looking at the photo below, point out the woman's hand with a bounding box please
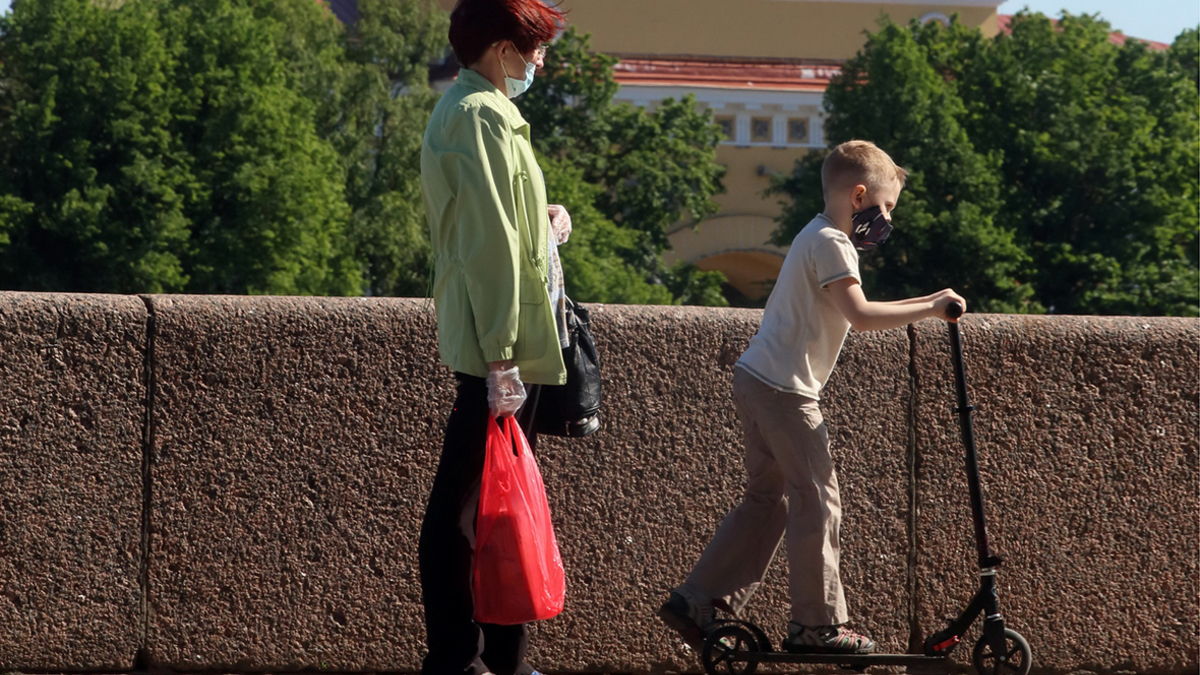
[486,361,526,418]
[548,204,571,244]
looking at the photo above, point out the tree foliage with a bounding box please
[0,5,731,304]
[326,0,448,297]
[236,0,444,296]
[0,0,446,296]
[538,153,674,305]
[0,0,191,292]
[518,28,729,305]
[0,0,362,294]
[771,13,1198,316]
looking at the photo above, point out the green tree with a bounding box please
[1169,27,1198,87]
[0,0,190,292]
[771,13,1198,316]
[0,5,732,303]
[217,0,449,297]
[0,0,361,295]
[321,0,448,297]
[959,14,1198,315]
[164,0,359,295]
[518,28,729,305]
[539,153,674,305]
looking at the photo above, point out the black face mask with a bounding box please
[850,205,893,251]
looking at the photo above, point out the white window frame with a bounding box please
[615,85,828,149]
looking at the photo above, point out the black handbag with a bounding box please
[535,298,602,437]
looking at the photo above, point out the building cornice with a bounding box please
[762,0,1003,6]
[613,55,843,93]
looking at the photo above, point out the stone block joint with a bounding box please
[136,295,157,669]
[904,322,923,654]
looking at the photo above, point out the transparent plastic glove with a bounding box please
[548,204,572,244]
[486,366,527,418]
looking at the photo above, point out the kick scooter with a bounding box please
[700,303,1031,675]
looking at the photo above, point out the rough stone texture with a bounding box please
[144,299,916,672]
[0,292,145,669]
[528,307,913,671]
[146,296,449,670]
[912,314,1199,674]
[3,293,1196,674]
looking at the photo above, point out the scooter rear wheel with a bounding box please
[701,624,759,675]
[972,628,1031,675]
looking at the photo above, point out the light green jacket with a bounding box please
[420,69,566,385]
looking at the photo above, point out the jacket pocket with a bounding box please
[512,168,546,282]
[519,273,546,305]
[514,285,551,364]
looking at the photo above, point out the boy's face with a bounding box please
[852,178,903,222]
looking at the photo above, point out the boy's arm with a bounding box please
[877,295,942,307]
[827,278,965,332]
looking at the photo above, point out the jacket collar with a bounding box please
[455,68,528,129]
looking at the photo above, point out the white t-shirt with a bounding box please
[736,213,860,399]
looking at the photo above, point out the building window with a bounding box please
[716,116,735,142]
[751,117,772,143]
[788,118,809,144]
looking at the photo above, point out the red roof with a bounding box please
[996,14,1170,51]
[611,15,1170,93]
[612,56,842,92]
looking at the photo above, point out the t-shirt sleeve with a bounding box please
[814,236,861,288]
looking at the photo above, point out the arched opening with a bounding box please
[919,12,952,27]
[696,250,784,303]
[664,214,787,304]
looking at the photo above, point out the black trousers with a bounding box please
[419,373,542,675]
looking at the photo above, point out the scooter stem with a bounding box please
[945,305,1001,570]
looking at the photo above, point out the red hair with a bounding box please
[449,0,565,67]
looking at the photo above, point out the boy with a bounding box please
[658,140,965,655]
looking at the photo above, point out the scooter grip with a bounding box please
[946,301,964,319]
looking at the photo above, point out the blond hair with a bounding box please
[821,140,908,200]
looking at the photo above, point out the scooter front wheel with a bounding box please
[972,628,1031,675]
[701,624,759,675]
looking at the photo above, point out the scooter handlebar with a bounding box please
[946,301,964,319]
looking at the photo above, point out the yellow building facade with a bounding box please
[433,0,1006,300]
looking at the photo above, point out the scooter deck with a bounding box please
[719,650,949,667]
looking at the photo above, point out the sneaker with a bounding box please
[783,622,877,654]
[656,588,714,651]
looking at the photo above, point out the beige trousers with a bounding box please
[685,367,848,626]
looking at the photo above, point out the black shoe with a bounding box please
[656,591,714,651]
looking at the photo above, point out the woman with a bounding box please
[417,1,571,674]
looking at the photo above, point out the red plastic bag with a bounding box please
[473,415,565,625]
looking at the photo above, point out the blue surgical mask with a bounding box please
[500,49,536,99]
[850,205,893,251]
